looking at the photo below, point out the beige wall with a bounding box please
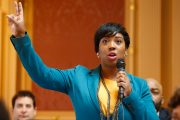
[172,0,180,91]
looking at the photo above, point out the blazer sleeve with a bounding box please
[123,76,159,120]
[10,33,72,94]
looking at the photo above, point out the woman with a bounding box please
[7,2,158,120]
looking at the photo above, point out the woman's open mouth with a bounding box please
[107,52,117,61]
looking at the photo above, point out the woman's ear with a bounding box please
[96,52,99,58]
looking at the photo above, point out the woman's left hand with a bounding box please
[116,71,132,97]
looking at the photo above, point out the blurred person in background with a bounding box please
[12,90,37,120]
[169,88,180,120]
[0,99,10,120]
[147,78,171,120]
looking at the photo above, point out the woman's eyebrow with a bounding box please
[115,36,123,39]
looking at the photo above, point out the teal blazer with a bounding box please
[10,33,159,120]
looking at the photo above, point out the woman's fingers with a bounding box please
[14,1,19,16]
[117,77,126,86]
[116,71,132,96]
[116,72,126,82]
[14,1,24,20]
[18,2,24,17]
[7,15,17,25]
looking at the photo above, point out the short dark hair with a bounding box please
[168,88,180,109]
[12,90,36,108]
[94,22,130,53]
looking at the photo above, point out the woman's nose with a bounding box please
[108,41,116,50]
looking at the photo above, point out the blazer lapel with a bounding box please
[87,66,101,112]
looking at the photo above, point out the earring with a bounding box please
[124,52,128,57]
[97,53,99,58]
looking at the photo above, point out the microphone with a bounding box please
[116,58,126,100]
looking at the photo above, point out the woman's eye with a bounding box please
[102,39,108,44]
[116,40,122,44]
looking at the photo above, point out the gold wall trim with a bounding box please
[0,0,17,108]
[125,0,136,74]
[36,111,75,120]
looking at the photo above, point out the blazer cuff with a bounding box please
[10,32,31,48]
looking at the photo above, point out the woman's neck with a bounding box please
[101,65,117,80]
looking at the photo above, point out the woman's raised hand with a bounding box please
[7,1,26,37]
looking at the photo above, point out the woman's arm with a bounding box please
[8,2,71,94]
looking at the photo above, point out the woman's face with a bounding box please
[97,33,127,68]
